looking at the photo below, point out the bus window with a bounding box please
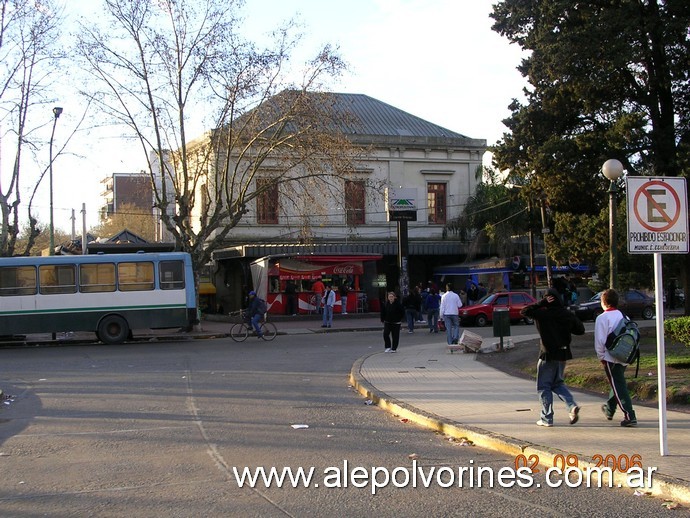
[0,266,37,296]
[39,265,77,295]
[80,263,116,293]
[160,261,185,290]
[118,262,154,291]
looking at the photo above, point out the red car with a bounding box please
[459,291,537,327]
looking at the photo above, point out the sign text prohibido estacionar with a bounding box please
[626,176,688,255]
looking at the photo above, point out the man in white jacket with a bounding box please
[594,289,638,427]
[439,283,462,345]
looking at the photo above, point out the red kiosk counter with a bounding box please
[250,254,382,315]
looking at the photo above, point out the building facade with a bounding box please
[202,93,488,312]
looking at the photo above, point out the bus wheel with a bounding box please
[98,315,130,345]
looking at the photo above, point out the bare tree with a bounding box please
[77,0,362,284]
[91,202,158,242]
[0,0,66,256]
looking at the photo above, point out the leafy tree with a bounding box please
[0,0,66,256]
[446,167,529,259]
[490,0,690,311]
[76,0,360,290]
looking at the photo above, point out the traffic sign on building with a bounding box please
[626,176,688,254]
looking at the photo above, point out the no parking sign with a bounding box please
[626,176,688,254]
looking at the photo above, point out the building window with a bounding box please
[427,183,447,224]
[257,178,279,224]
[345,180,365,225]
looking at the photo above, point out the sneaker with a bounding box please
[257,335,263,339]
[601,404,613,421]
[536,419,553,427]
[384,348,392,353]
[407,330,413,334]
[390,349,397,353]
[569,406,580,425]
[620,419,638,427]
[321,325,327,328]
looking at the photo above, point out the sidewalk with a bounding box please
[350,331,690,505]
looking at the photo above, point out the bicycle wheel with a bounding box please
[260,322,277,341]
[230,323,249,342]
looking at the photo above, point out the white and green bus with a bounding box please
[0,252,197,344]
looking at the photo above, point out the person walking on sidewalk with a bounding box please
[521,289,585,427]
[380,291,405,352]
[321,285,336,328]
[595,289,638,427]
[403,288,421,334]
[425,288,441,333]
[439,283,462,345]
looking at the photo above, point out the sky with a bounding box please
[38,0,527,232]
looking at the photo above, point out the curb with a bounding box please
[349,353,690,505]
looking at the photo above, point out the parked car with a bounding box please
[574,289,655,321]
[459,291,537,327]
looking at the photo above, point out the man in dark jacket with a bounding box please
[521,289,585,427]
[380,291,405,352]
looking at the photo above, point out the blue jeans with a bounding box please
[405,309,416,332]
[251,313,263,336]
[537,359,577,424]
[443,314,460,344]
[322,305,333,327]
[427,309,439,332]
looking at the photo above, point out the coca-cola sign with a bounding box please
[333,264,356,274]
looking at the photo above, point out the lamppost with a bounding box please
[602,159,624,290]
[49,106,63,256]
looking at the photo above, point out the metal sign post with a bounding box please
[626,176,688,456]
[387,188,417,297]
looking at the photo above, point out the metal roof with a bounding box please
[330,93,469,139]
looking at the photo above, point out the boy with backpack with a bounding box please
[595,289,638,427]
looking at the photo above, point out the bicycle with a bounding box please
[229,311,277,342]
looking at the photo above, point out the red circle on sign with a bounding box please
[632,180,681,232]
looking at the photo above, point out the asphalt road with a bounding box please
[0,329,676,517]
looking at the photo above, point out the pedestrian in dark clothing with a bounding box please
[521,288,585,427]
[339,282,350,314]
[402,288,421,334]
[425,289,441,333]
[285,281,297,315]
[380,291,405,352]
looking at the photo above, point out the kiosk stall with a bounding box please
[250,254,381,314]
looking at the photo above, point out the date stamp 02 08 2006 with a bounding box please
[514,453,646,474]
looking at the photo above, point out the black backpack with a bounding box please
[605,315,641,377]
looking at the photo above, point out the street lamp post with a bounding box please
[49,106,63,256]
[602,159,624,290]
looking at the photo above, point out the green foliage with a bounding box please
[665,317,690,347]
[490,0,690,293]
[445,167,528,256]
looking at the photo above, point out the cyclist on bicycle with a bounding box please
[246,291,266,338]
